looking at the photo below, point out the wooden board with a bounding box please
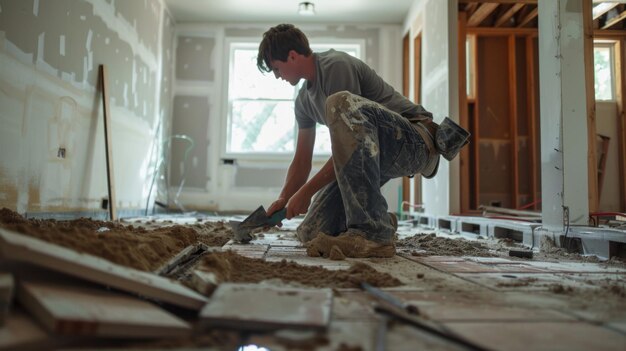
[100,64,117,221]
[0,228,207,310]
[16,279,190,338]
[200,283,332,331]
[0,308,52,351]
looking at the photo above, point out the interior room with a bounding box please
[0,0,625,350]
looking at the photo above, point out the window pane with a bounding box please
[231,49,295,100]
[229,100,295,153]
[314,125,332,155]
[594,46,613,100]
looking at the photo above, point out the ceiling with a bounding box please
[163,0,416,24]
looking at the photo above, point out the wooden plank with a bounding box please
[99,64,117,221]
[526,36,539,210]
[402,32,411,212]
[495,3,525,27]
[616,40,626,211]
[602,8,626,29]
[472,36,481,210]
[517,7,538,28]
[0,228,208,310]
[200,283,332,331]
[593,2,619,20]
[459,11,470,214]
[0,308,53,350]
[468,27,537,36]
[413,33,423,203]
[508,35,519,209]
[468,3,500,27]
[585,1,600,213]
[16,279,190,338]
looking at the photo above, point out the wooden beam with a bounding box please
[413,33,423,206]
[594,29,626,37]
[517,7,538,28]
[467,27,538,36]
[402,33,410,212]
[508,35,519,208]
[584,0,600,214]
[593,2,619,20]
[495,3,525,27]
[464,2,479,17]
[99,65,117,221]
[602,8,626,29]
[468,3,499,27]
[526,36,539,210]
[616,40,626,211]
[459,11,470,213]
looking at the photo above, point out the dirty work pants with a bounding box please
[296,91,431,244]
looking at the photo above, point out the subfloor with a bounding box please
[1,209,626,350]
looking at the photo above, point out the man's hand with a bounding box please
[286,187,312,219]
[267,198,288,227]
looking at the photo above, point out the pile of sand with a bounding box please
[397,233,495,257]
[197,250,402,288]
[0,208,233,271]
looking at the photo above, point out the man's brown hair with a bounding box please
[257,24,312,73]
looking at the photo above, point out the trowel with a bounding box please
[229,206,287,243]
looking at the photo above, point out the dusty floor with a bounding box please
[1,209,626,350]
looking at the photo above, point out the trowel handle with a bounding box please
[267,208,287,225]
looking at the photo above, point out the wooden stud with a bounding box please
[601,8,626,30]
[584,0,600,214]
[459,11,470,214]
[468,27,537,36]
[614,39,626,211]
[459,0,536,4]
[526,36,539,210]
[99,65,117,221]
[468,3,500,27]
[473,37,481,210]
[495,3,525,27]
[414,33,423,206]
[517,6,538,28]
[593,2,619,21]
[402,33,410,212]
[508,35,519,209]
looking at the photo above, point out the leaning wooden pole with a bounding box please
[100,64,117,221]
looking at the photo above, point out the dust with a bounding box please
[0,208,233,271]
[397,233,495,257]
[197,251,402,289]
[496,277,538,288]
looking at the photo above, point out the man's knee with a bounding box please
[325,91,353,125]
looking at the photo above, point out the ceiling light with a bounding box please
[298,2,316,16]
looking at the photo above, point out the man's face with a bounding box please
[270,52,299,86]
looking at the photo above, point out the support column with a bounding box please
[538,0,590,231]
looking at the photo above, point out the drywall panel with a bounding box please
[0,0,173,214]
[171,95,209,189]
[176,36,215,81]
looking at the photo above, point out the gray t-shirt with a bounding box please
[294,49,432,129]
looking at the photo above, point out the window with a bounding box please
[594,43,615,101]
[225,40,363,157]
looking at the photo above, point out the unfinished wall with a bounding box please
[0,0,174,216]
[596,102,621,211]
[171,23,404,212]
[405,0,460,216]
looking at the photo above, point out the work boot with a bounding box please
[435,117,470,161]
[306,230,396,258]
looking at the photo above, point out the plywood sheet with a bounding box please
[0,308,52,350]
[200,283,332,331]
[17,280,190,338]
[0,228,207,310]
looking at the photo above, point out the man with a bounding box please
[257,24,469,259]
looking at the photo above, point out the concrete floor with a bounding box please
[122,213,626,351]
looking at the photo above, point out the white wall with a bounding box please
[403,0,460,216]
[0,0,174,216]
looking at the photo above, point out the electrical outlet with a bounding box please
[57,147,66,158]
[101,198,109,210]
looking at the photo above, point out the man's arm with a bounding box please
[267,128,315,217]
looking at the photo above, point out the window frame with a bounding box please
[221,37,366,161]
[593,40,616,102]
